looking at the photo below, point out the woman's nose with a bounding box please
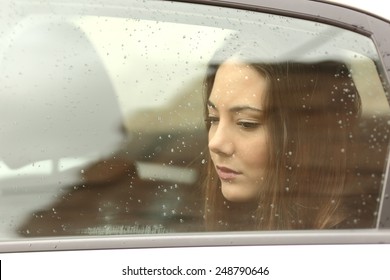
[208,123,234,156]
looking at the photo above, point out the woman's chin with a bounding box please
[221,183,256,203]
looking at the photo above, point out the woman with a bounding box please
[202,58,363,231]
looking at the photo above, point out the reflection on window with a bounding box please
[0,0,389,238]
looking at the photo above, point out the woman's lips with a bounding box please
[216,166,241,181]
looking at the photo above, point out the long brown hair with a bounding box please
[202,60,362,231]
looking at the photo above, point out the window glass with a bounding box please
[0,0,389,238]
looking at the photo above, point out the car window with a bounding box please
[0,0,389,239]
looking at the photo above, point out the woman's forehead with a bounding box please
[209,62,267,109]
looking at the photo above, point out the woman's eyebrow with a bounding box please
[207,100,216,109]
[230,105,263,113]
[207,100,263,113]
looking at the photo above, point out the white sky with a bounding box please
[327,0,390,20]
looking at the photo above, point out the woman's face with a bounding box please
[207,62,269,202]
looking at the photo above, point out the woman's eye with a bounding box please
[238,121,260,129]
[205,116,219,126]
